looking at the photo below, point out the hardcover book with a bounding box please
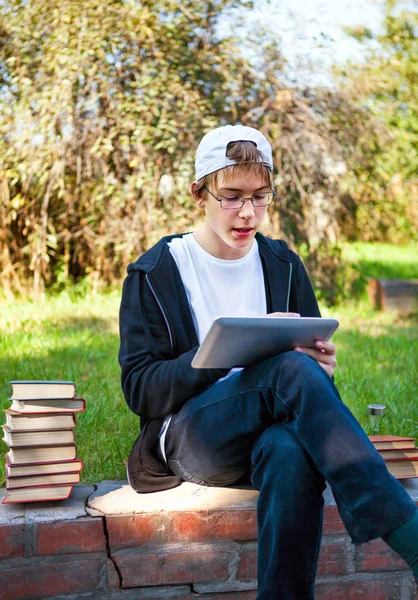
[4,410,77,431]
[368,435,418,480]
[368,435,416,451]
[385,459,418,479]
[6,445,77,465]
[9,380,76,400]
[6,472,80,489]
[2,427,75,448]
[8,397,86,414]
[5,458,82,478]
[2,484,74,504]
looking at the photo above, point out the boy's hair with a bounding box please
[194,141,273,198]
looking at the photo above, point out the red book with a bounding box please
[2,426,75,448]
[5,457,83,478]
[2,484,74,504]
[384,459,418,480]
[5,445,77,465]
[4,410,77,431]
[369,435,416,451]
[6,471,80,489]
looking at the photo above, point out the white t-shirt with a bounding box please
[168,233,267,344]
[158,233,267,465]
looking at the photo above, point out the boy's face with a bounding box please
[193,170,270,259]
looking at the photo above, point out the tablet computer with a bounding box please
[191,316,339,369]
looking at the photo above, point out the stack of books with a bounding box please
[2,380,85,504]
[369,435,418,479]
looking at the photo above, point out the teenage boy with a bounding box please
[119,125,418,599]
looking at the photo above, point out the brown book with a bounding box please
[2,484,73,504]
[4,410,76,431]
[6,445,77,465]
[9,380,76,400]
[6,472,80,489]
[8,397,85,414]
[379,450,418,460]
[369,435,416,450]
[385,459,418,479]
[2,427,75,448]
[6,458,82,478]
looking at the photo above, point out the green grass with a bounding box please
[343,241,418,280]
[1,242,417,486]
[0,292,140,485]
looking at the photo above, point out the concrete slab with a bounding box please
[401,478,418,501]
[87,480,259,516]
[24,484,95,522]
[0,488,26,525]
[86,478,418,517]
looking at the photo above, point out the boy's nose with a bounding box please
[238,199,256,217]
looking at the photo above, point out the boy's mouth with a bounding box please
[232,227,253,237]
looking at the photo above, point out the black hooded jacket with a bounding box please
[118,232,321,492]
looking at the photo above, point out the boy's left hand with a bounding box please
[294,340,337,377]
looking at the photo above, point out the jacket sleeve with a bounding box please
[288,251,321,317]
[118,270,228,420]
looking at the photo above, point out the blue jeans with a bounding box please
[164,351,417,599]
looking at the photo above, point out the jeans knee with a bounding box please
[251,424,325,492]
[252,424,307,469]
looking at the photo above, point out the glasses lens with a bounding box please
[220,197,245,210]
[219,193,275,209]
[252,193,273,207]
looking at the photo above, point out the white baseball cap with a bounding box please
[195,125,273,180]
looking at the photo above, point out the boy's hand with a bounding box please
[294,340,337,377]
[265,313,337,377]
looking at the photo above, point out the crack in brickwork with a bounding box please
[102,516,123,588]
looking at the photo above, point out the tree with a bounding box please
[1,0,388,304]
[0,0,255,297]
[335,0,418,242]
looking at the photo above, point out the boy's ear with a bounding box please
[191,182,206,209]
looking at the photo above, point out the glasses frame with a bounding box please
[203,187,277,210]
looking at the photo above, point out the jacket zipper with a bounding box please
[145,274,174,351]
[286,262,292,312]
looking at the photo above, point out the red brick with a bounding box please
[106,514,171,550]
[317,538,349,576]
[0,554,107,600]
[355,538,409,572]
[34,518,106,555]
[315,574,403,599]
[113,543,231,588]
[0,524,25,559]
[323,505,347,535]
[171,510,258,542]
[237,547,258,581]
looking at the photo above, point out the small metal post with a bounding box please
[367,404,386,434]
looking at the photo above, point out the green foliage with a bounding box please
[1,0,416,306]
[0,0,258,297]
[0,292,138,484]
[335,0,418,242]
[300,242,361,306]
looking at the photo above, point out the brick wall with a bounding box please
[0,480,417,600]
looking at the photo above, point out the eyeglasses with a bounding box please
[204,187,276,210]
